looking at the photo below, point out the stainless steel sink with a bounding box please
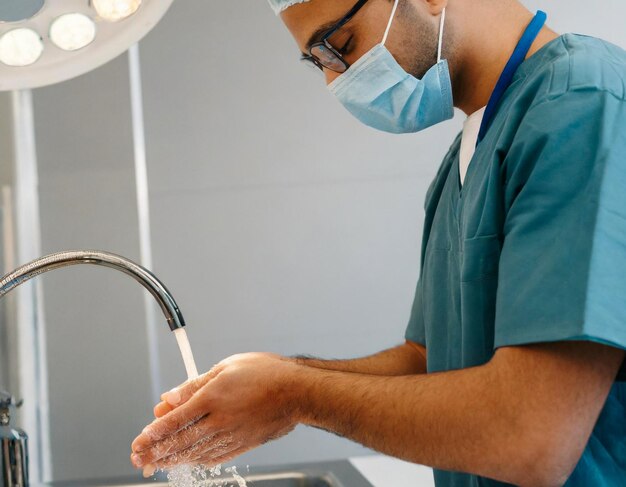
[41,460,373,487]
[110,471,342,486]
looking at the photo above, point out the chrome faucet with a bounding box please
[0,250,188,486]
[0,392,28,487]
[0,250,186,330]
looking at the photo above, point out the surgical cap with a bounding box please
[268,0,311,15]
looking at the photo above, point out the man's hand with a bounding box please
[130,353,300,477]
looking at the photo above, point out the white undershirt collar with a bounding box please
[459,106,486,186]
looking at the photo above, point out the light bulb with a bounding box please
[50,13,97,51]
[0,29,44,67]
[92,0,142,22]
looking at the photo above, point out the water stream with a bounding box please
[174,328,199,380]
[170,328,247,486]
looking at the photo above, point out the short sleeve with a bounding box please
[494,89,626,379]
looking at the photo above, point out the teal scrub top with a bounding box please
[405,34,626,486]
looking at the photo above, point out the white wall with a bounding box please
[27,0,626,482]
[32,54,154,482]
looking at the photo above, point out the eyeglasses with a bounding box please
[300,0,370,74]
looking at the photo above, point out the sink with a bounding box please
[109,471,342,486]
[41,460,373,487]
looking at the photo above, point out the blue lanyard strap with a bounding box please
[477,10,547,144]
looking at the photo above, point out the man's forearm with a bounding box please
[289,364,515,482]
[292,341,427,376]
[285,342,622,487]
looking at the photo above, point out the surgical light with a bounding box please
[50,14,97,52]
[0,29,44,67]
[0,0,174,91]
[92,0,142,22]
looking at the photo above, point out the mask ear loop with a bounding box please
[437,7,446,62]
[382,0,400,46]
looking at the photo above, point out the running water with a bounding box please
[168,328,247,487]
[174,328,199,380]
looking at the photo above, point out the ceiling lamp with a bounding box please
[93,0,142,22]
[0,0,174,91]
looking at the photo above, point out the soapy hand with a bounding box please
[130,352,300,477]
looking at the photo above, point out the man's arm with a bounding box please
[150,342,427,418]
[291,341,624,487]
[132,341,623,486]
[293,341,427,375]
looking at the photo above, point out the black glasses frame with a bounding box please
[301,0,371,73]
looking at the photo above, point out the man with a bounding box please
[130,0,626,485]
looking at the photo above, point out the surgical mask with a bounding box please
[328,1,454,134]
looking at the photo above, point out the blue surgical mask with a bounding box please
[328,2,454,134]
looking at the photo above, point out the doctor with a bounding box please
[131,1,626,485]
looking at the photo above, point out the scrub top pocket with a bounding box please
[460,235,502,282]
[459,235,502,366]
[418,235,503,372]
